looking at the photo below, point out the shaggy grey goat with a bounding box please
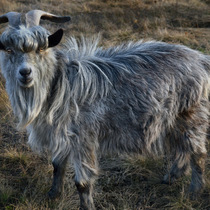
[0,10,209,210]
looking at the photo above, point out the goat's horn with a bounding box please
[0,12,21,27]
[25,10,71,27]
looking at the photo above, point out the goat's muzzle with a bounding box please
[18,68,33,87]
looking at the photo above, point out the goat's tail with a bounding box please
[202,55,210,100]
[203,55,210,74]
[202,55,210,140]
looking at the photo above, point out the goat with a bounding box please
[0,10,209,210]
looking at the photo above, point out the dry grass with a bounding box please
[0,0,210,209]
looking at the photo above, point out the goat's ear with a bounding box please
[48,29,64,48]
[0,41,5,50]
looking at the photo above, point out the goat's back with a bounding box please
[63,40,210,155]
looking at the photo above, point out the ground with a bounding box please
[0,0,210,209]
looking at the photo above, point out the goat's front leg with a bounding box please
[73,148,98,210]
[48,156,68,199]
[75,181,95,210]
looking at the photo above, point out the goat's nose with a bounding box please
[19,68,32,77]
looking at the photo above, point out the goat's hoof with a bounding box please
[48,188,62,200]
[185,191,199,201]
[162,174,176,185]
[161,179,170,185]
[187,182,204,200]
[190,193,198,201]
[187,189,202,201]
[79,204,96,210]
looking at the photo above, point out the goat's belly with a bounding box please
[98,124,165,155]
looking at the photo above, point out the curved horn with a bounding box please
[25,10,71,27]
[0,12,21,27]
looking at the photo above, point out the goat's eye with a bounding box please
[38,48,44,53]
[6,49,13,54]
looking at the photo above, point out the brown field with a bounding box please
[0,0,210,209]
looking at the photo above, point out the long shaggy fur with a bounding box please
[0,24,210,208]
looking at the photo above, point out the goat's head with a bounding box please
[0,10,70,88]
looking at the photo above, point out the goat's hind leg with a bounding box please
[187,104,208,197]
[48,155,69,199]
[164,103,208,198]
[163,149,207,199]
[189,152,206,199]
[163,152,190,185]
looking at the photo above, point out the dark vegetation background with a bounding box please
[0,0,210,209]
